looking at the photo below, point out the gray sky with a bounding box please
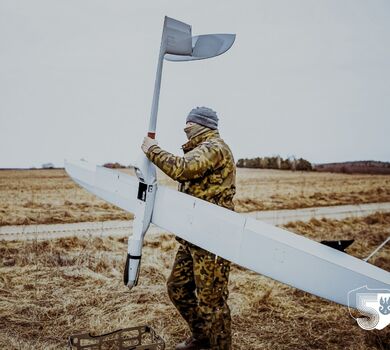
[0,0,389,168]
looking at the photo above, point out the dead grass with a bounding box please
[1,169,390,226]
[1,213,389,349]
[0,169,133,226]
[235,168,390,212]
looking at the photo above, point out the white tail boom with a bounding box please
[123,16,236,289]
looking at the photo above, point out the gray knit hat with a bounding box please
[186,106,219,130]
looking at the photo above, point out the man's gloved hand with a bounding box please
[141,136,158,154]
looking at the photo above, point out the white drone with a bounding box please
[65,17,389,313]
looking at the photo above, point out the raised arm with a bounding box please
[145,142,222,182]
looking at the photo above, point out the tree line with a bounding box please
[236,156,313,171]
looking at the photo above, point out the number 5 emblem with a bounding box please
[348,285,390,330]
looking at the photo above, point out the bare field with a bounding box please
[235,168,390,212]
[0,169,133,226]
[1,169,390,226]
[0,213,389,349]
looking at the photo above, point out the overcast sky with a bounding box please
[0,0,389,168]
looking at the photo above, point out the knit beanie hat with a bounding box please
[186,106,219,130]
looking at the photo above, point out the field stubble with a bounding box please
[0,213,389,349]
[1,168,390,226]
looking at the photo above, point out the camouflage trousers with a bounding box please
[167,240,231,350]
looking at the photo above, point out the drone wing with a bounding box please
[65,160,390,309]
[152,185,390,309]
[65,160,139,213]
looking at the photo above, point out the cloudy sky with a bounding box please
[0,0,389,168]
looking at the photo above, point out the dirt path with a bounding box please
[1,202,389,241]
[248,202,390,224]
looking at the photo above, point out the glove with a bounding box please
[141,136,158,154]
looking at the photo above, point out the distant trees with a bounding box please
[295,158,313,171]
[314,161,390,174]
[236,156,313,171]
[42,163,55,169]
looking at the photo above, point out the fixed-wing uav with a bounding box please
[65,17,389,311]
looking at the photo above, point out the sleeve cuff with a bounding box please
[146,144,161,161]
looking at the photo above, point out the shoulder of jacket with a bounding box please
[206,137,231,150]
[197,138,222,151]
[201,137,223,146]
[197,138,233,161]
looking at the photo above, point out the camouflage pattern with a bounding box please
[167,242,231,350]
[146,128,236,211]
[146,128,236,349]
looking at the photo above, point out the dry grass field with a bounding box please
[1,168,390,226]
[235,168,390,212]
[1,213,389,349]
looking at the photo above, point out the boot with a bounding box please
[175,336,210,350]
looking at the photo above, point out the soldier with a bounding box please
[141,106,236,350]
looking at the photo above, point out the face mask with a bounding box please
[184,123,206,140]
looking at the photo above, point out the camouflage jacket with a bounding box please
[146,129,236,211]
